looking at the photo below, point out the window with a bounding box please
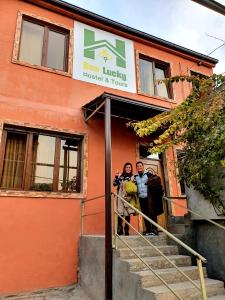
[190,71,208,79]
[190,71,208,90]
[0,127,82,193]
[139,56,171,98]
[139,144,160,160]
[18,17,69,72]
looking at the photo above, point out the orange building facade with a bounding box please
[0,0,217,295]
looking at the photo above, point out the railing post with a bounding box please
[81,199,85,235]
[113,193,118,249]
[197,258,207,300]
[105,97,112,300]
[163,196,168,230]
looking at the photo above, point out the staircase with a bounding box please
[113,233,225,300]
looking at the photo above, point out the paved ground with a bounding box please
[0,285,91,300]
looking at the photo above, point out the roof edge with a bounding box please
[24,0,218,66]
[83,92,170,112]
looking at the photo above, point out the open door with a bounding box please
[138,144,167,229]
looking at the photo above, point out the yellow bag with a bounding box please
[130,195,141,216]
[125,181,137,195]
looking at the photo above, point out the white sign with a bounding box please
[73,21,136,93]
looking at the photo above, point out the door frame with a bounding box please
[136,142,171,228]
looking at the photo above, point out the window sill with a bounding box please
[0,189,85,199]
[137,91,177,104]
[12,59,72,77]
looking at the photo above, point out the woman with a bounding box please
[113,162,135,236]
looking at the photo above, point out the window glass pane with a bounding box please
[47,30,66,71]
[30,135,55,191]
[190,71,208,89]
[58,138,79,192]
[139,59,154,95]
[1,132,27,189]
[139,145,159,160]
[19,20,44,66]
[155,67,169,98]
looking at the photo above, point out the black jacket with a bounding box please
[147,174,164,216]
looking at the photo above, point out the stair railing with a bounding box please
[164,196,225,231]
[112,192,208,300]
[81,194,105,235]
[115,221,183,300]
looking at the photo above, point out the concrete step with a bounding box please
[208,294,225,300]
[125,255,192,272]
[117,234,167,249]
[135,266,207,288]
[116,245,178,259]
[168,216,185,225]
[141,278,224,300]
[0,285,91,300]
[167,224,186,234]
[167,233,185,245]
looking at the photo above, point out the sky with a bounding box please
[64,0,225,74]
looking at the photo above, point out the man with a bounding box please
[134,161,162,236]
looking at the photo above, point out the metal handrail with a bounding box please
[112,192,207,300]
[116,229,183,300]
[83,211,105,217]
[81,194,105,235]
[164,196,225,231]
[80,193,208,299]
[82,194,105,203]
[113,192,207,262]
[116,212,201,293]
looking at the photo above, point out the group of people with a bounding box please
[113,161,164,236]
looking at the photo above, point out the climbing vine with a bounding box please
[131,74,225,214]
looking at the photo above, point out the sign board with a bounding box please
[73,21,136,93]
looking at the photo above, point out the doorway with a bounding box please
[137,143,167,229]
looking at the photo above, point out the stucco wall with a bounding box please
[196,221,225,283]
[79,236,105,300]
[0,0,215,294]
[0,197,81,295]
[186,187,225,220]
